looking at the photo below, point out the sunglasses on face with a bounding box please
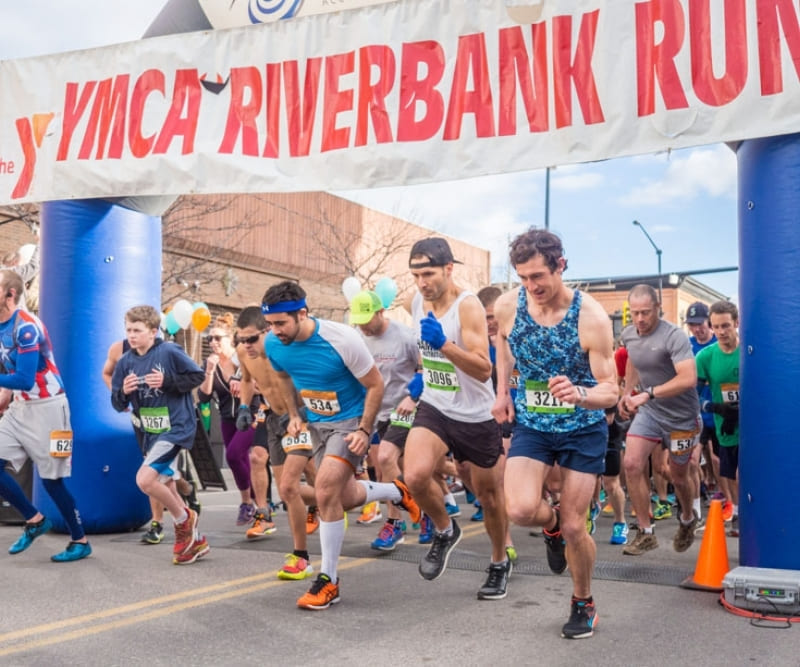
[209,334,227,342]
[236,334,261,345]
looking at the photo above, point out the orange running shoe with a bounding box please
[297,574,340,610]
[306,506,320,534]
[392,476,422,525]
[357,501,382,525]
[246,511,277,540]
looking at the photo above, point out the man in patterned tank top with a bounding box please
[492,229,618,639]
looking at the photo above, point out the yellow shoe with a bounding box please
[278,553,314,580]
[357,501,381,525]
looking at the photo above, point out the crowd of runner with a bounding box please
[0,228,740,640]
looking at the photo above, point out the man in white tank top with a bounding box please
[403,238,511,601]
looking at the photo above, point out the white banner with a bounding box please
[198,0,400,28]
[1,0,799,205]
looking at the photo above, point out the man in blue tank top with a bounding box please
[492,229,618,639]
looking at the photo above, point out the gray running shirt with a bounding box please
[621,319,699,423]
[360,319,419,421]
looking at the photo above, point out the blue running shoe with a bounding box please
[418,514,434,544]
[471,503,484,522]
[465,490,476,505]
[610,522,629,545]
[9,517,53,555]
[371,522,405,552]
[445,503,461,517]
[51,541,92,562]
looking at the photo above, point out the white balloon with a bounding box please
[341,276,361,302]
[172,299,194,329]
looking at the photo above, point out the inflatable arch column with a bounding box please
[36,201,162,532]
[737,133,800,570]
[31,0,213,533]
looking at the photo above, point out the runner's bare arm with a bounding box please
[238,360,254,407]
[435,295,492,382]
[491,290,519,423]
[101,341,124,391]
[274,370,302,435]
[579,295,619,409]
[344,365,384,457]
[356,365,384,433]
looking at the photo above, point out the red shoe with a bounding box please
[173,535,209,565]
[721,501,734,522]
[173,508,198,556]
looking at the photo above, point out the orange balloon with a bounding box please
[191,306,211,332]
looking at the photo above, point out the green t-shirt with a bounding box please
[695,342,740,447]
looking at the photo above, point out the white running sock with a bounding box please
[319,518,346,581]
[358,479,401,504]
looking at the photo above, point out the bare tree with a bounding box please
[161,195,258,300]
[0,204,39,234]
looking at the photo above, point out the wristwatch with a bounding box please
[646,386,656,400]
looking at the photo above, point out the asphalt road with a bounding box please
[1,475,796,667]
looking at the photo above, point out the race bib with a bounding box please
[389,408,416,429]
[525,380,575,413]
[300,390,341,416]
[281,425,313,452]
[422,357,460,392]
[139,406,171,434]
[255,402,268,424]
[49,430,73,458]
[669,429,698,454]
[720,383,740,404]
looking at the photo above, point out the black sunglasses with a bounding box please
[209,334,227,342]
[236,333,261,345]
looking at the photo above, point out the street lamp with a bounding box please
[632,220,663,308]
[544,167,551,230]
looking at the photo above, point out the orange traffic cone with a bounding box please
[681,499,730,591]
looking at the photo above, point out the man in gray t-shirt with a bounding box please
[618,285,701,557]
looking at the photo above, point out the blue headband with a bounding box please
[261,298,307,314]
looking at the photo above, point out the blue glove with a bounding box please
[406,372,424,401]
[420,311,447,350]
[236,405,253,431]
